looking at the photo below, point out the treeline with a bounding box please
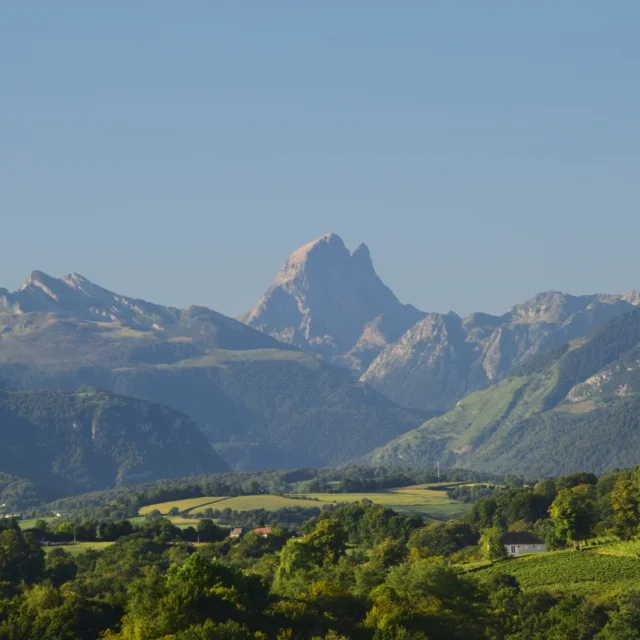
[36,466,497,521]
[446,483,502,503]
[4,491,640,638]
[19,515,230,544]
[191,505,324,529]
[467,468,640,548]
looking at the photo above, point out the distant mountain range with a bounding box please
[2,233,640,487]
[360,309,640,476]
[243,234,640,414]
[362,291,640,412]
[0,267,425,473]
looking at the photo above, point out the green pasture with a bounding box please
[139,496,229,515]
[139,484,470,521]
[43,541,115,556]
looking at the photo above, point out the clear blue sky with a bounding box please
[2,2,639,317]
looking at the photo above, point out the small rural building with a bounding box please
[501,531,547,557]
[229,527,243,539]
[253,527,272,537]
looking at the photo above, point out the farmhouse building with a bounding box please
[501,531,547,556]
[229,527,243,539]
[253,527,272,537]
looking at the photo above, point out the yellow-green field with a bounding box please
[139,496,229,515]
[167,517,201,527]
[140,484,469,521]
[44,541,114,556]
[190,495,321,514]
[18,517,57,530]
[295,484,467,519]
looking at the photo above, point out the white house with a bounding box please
[501,531,547,557]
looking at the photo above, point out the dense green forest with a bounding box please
[0,305,428,471]
[0,389,227,509]
[3,467,640,637]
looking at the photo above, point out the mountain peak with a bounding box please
[242,234,425,366]
[296,232,345,253]
[61,272,92,287]
[351,242,372,263]
[19,270,54,291]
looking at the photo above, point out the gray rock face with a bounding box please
[362,291,640,411]
[1,270,181,329]
[0,268,425,472]
[241,233,425,370]
[0,270,288,352]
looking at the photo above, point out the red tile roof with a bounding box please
[253,527,272,535]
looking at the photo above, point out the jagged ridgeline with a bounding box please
[241,232,426,371]
[361,309,640,476]
[241,234,640,413]
[0,388,227,507]
[2,235,640,476]
[0,267,425,471]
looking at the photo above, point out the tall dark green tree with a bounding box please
[550,484,597,549]
[610,480,640,540]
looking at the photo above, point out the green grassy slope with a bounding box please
[476,544,640,597]
[361,309,640,476]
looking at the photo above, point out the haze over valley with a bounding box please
[3,233,640,505]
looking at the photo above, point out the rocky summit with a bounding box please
[240,234,640,413]
[241,233,425,371]
[362,291,640,412]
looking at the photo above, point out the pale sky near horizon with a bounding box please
[2,2,639,318]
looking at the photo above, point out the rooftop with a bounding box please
[501,531,544,545]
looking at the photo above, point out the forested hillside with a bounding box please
[0,389,227,508]
[361,309,640,475]
[0,272,426,470]
[3,467,640,638]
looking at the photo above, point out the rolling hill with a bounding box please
[0,388,228,509]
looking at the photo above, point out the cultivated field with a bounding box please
[297,484,466,519]
[139,496,229,515]
[190,495,320,513]
[43,541,115,556]
[18,517,58,530]
[139,483,470,521]
[475,543,640,596]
